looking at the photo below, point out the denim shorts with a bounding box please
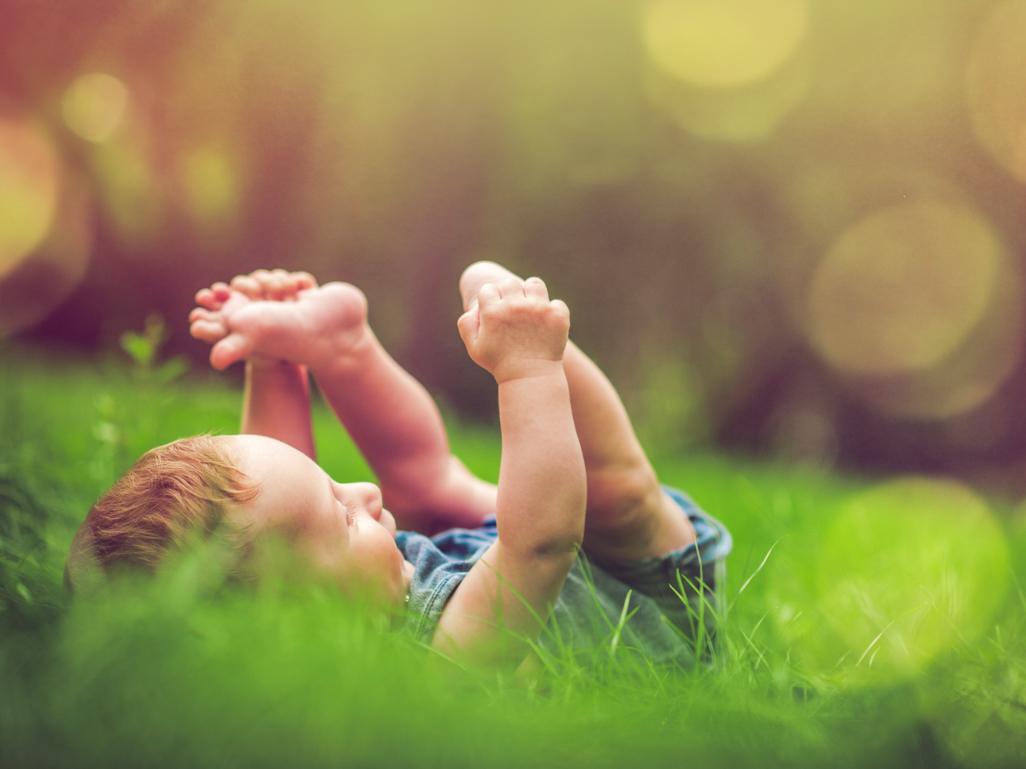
[589,487,733,627]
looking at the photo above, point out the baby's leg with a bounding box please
[303,295,498,534]
[191,272,496,534]
[193,270,320,459]
[459,262,695,562]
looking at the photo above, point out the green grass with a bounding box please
[2,344,1026,768]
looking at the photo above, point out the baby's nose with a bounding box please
[352,482,383,518]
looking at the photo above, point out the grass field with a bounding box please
[2,344,1025,768]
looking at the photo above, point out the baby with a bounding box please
[65,262,731,668]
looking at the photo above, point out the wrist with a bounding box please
[493,357,564,385]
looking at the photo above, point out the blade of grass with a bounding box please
[726,538,783,615]
[609,590,633,657]
[855,603,928,667]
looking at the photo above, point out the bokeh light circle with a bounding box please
[182,146,239,226]
[0,117,60,278]
[0,179,94,337]
[965,1,1026,183]
[642,0,810,87]
[62,73,129,143]
[810,478,1009,683]
[847,271,1023,422]
[645,49,810,143]
[807,200,1003,377]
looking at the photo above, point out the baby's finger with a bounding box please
[476,282,502,310]
[210,333,254,371]
[523,277,549,302]
[498,275,525,299]
[550,298,570,325]
[457,307,480,349]
[292,271,318,290]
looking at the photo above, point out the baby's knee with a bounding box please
[587,460,661,523]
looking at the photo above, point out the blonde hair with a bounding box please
[65,435,259,590]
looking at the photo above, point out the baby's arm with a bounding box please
[190,270,318,459]
[435,277,586,666]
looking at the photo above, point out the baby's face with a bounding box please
[223,435,413,605]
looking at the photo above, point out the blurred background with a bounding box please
[3,0,1026,489]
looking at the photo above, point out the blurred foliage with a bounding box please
[3,0,1026,484]
[119,312,190,382]
[0,473,59,629]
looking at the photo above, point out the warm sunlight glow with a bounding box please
[0,117,60,278]
[807,201,1002,377]
[642,0,809,88]
[182,146,239,226]
[62,73,129,143]
[0,176,93,336]
[812,478,1009,683]
[849,283,1023,422]
[965,1,1026,183]
[93,142,161,243]
[645,54,809,142]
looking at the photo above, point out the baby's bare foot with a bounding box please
[459,261,526,312]
[190,281,369,371]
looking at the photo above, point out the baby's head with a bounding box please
[66,434,412,604]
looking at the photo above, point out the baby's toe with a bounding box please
[189,318,227,343]
[266,269,291,300]
[230,275,263,299]
[189,307,212,323]
[194,288,222,310]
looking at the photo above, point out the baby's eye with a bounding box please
[334,497,355,527]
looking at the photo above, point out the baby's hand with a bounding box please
[457,276,569,383]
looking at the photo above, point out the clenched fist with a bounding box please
[457,276,570,384]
